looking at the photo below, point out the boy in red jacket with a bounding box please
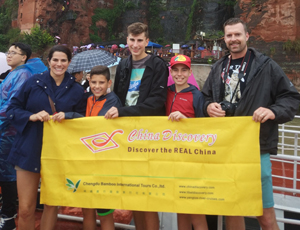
[166,55,205,120]
[166,54,208,230]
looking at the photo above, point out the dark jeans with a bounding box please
[0,181,17,217]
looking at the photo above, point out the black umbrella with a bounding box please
[67,50,118,73]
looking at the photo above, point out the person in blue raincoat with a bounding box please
[0,43,47,229]
[6,45,86,230]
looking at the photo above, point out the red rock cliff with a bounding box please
[17,0,114,46]
[236,0,299,41]
[235,0,300,89]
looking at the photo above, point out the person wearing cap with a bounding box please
[166,55,205,121]
[166,54,207,230]
[105,22,168,230]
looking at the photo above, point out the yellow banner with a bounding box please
[41,116,262,216]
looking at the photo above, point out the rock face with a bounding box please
[16,0,233,45]
[16,0,298,45]
[157,0,233,42]
[235,0,300,87]
[15,0,300,84]
[236,0,299,42]
[17,0,114,45]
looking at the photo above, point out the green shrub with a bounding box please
[224,0,237,6]
[148,0,164,37]
[294,40,300,54]
[185,0,197,41]
[283,39,300,54]
[205,30,224,40]
[7,28,23,44]
[0,0,19,51]
[23,25,54,52]
[0,34,9,52]
[125,1,136,10]
[90,0,125,40]
[283,40,293,52]
[270,47,276,56]
[89,33,102,43]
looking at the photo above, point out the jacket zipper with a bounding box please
[169,92,177,114]
[89,96,97,116]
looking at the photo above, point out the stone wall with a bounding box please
[235,0,300,88]
[18,0,36,32]
[13,0,300,87]
[236,0,299,41]
[16,0,234,46]
[15,0,298,45]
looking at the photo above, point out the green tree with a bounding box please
[0,34,9,52]
[0,0,19,52]
[89,33,102,43]
[148,0,164,41]
[0,12,11,34]
[90,0,125,40]
[7,28,23,43]
[185,0,198,41]
[224,0,237,6]
[23,25,54,52]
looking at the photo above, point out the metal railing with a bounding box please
[279,115,300,156]
[277,115,300,195]
[262,116,300,228]
[216,117,300,230]
[57,214,135,229]
[271,153,300,227]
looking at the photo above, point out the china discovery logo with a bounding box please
[80,130,124,153]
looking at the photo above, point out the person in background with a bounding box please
[105,22,168,230]
[6,45,86,230]
[81,70,91,92]
[72,71,84,83]
[0,43,47,230]
[202,18,300,230]
[73,70,93,98]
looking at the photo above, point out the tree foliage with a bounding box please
[89,33,102,43]
[284,39,300,54]
[91,0,125,40]
[0,0,19,52]
[148,0,164,41]
[224,0,238,6]
[185,0,198,41]
[23,25,54,52]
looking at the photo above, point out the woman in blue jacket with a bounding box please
[6,45,86,230]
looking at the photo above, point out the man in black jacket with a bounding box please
[105,22,168,230]
[202,18,300,230]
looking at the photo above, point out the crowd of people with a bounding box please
[72,45,131,58]
[71,40,220,62]
[0,18,300,230]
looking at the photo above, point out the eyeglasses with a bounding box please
[5,51,24,57]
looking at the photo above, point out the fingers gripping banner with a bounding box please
[41,116,262,216]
